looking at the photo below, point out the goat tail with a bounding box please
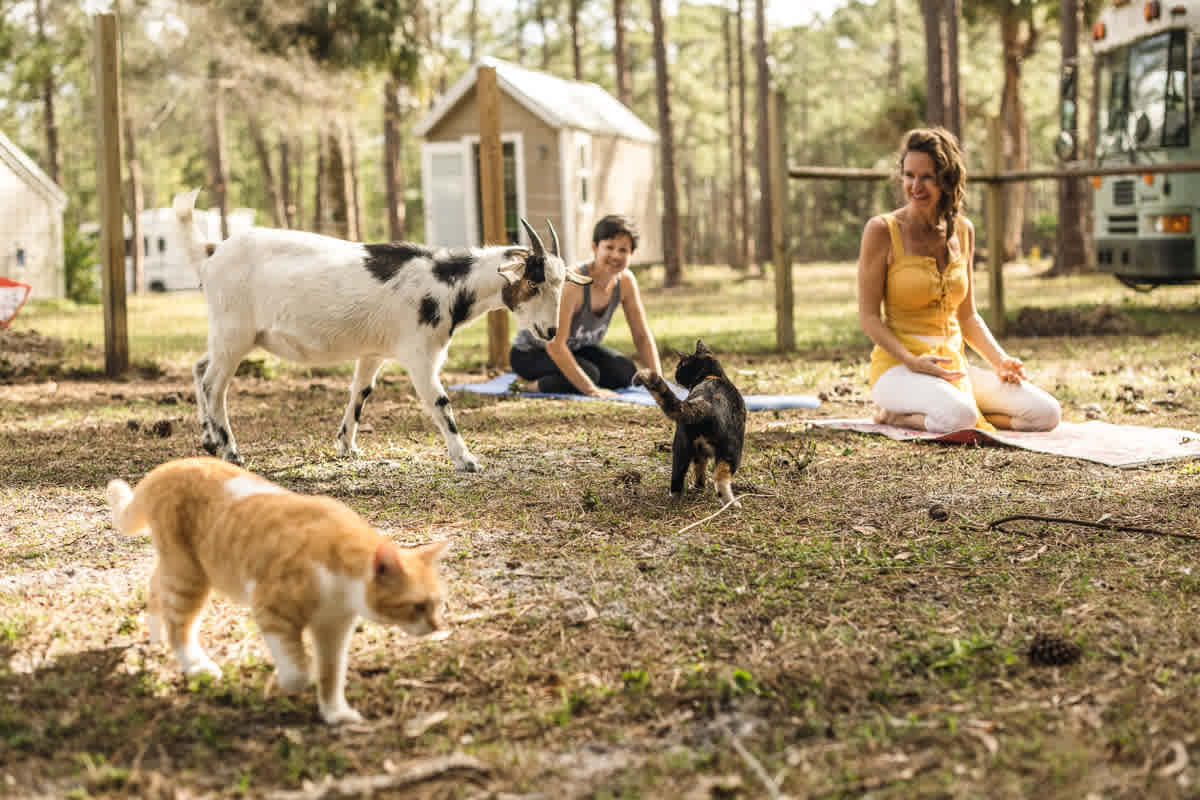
[635,369,707,423]
[106,478,149,536]
[172,188,211,278]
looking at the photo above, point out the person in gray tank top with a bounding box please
[511,214,662,396]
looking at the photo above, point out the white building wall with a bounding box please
[0,157,65,299]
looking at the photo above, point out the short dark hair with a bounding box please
[592,214,639,252]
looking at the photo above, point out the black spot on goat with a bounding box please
[432,251,475,285]
[449,290,475,334]
[419,295,441,328]
[364,243,431,283]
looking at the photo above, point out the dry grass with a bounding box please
[2,263,1200,799]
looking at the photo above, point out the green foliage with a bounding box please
[63,225,99,305]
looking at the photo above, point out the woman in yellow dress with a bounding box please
[856,127,1060,433]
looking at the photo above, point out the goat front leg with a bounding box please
[336,357,386,458]
[196,348,249,466]
[406,358,480,472]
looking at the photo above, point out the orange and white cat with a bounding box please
[106,457,448,725]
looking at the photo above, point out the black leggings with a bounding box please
[509,344,637,394]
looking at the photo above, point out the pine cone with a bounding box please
[1027,632,1081,667]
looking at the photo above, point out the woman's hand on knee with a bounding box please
[907,354,965,382]
[992,356,1027,384]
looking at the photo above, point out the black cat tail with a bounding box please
[634,370,709,423]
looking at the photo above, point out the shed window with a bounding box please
[16,248,25,267]
[157,237,166,253]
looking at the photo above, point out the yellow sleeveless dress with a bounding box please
[867,213,992,431]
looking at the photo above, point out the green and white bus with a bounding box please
[1086,0,1200,288]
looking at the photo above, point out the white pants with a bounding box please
[872,362,1061,433]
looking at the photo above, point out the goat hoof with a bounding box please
[455,456,482,473]
[335,441,361,459]
[223,451,245,467]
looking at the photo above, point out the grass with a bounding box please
[2,261,1200,797]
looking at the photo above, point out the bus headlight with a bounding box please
[1151,213,1190,233]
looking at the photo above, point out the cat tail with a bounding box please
[634,369,711,424]
[106,479,149,536]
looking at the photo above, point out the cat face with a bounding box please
[365,540,449,636]
[673,339,723,389]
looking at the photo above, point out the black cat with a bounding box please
[635,340,747,506]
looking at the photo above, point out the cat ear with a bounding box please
[417,539,450,563]
[373,541,403,578]
[695,339,711,355]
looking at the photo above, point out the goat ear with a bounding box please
[565,268,593,285]
[497,254,526,286]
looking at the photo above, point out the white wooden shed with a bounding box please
[0,131,68,299]
[414,57,662,265]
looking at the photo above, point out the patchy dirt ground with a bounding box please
[3,325,1200,799]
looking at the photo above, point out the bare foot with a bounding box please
[873,408,927,430]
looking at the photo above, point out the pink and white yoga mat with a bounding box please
[808,418,1200,468]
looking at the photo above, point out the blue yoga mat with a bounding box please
[449,372,820,411]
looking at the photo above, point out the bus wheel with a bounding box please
[1115,275,1158,293]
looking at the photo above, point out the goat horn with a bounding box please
[546,219,561,257]
[520,218,545,257]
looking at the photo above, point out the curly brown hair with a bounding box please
[896,126,967,250]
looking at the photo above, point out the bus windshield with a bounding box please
[1097,29,1188,156]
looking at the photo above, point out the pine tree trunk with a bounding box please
[34,0,61,186]
[122,109,145,294]
[280,138,294,229]
[723,10,742,270]
[919,0,946,127]
[312,131,325,233]
[569,0,582,80]
[946,0,963,141]
[325,125,351,241]
[536,0,551,70]
[649,0,683,286]
[207,60,230,240]
[1000,10,1030,261]
[384,79,406,241]
[736,0,753,268]
[753,0,772,273]
[469,0,479,62]
[614,0,631,106]
[1053,0,1088,274]
[247,113,285,228]
[888,0,902,94]
[348,125,362,241]
[293,136,304,231]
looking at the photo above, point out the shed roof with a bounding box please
[414,57,658,144]
[0,131,68,211]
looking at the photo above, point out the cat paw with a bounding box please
[633,369,652,387]
[320,706,364,726]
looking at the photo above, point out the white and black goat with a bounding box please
[173,189,590,472]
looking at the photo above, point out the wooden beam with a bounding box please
[477,66,509,369]
[789,160,1200,183]
[766,87,793,352]
[986,115,1006,337]
[94,12,128,377]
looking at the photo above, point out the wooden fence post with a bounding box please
[767,87,794,351]
[477,66,510,369]
[986,115,1007,337]
[95,12,128,377]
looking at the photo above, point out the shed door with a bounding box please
[424,145,470,246]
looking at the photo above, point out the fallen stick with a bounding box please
[265,753,490,800]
